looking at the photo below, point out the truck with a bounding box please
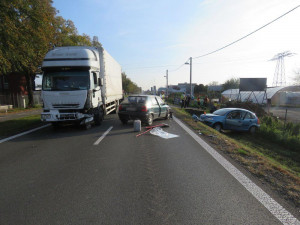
[40,46,123,128]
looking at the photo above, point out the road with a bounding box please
[0,114,298,225]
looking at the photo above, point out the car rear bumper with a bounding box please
[118,111,150,122]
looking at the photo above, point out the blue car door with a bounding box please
[241,112,256,130]
[225,110,243,130]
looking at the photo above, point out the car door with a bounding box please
[151,97,160,118]
[225,110,243,130]
[156,96,166,118]
[241,112,256,131]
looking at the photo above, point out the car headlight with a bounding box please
[205,117,213,121]
[41,114,51,119]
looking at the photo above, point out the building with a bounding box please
[222,86,300,105]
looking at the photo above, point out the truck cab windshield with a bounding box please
[42,70,90,91]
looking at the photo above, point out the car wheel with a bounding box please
[147,114,153,126]
[213,123,222,132]
[164,110,170,120]
[94,107,104,125]
[249,126,256,134]
[120,119,128,124]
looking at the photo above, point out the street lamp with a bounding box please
[164,70,168,97]
[185,57,193,97]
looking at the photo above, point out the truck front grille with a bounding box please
[52,103,80,109]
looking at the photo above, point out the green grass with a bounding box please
[0,115,42,138]
[0,105,42,114]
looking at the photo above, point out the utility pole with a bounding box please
[189,57,192,96]
[166,70,168,97]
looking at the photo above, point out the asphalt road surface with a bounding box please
[0,114,298,225]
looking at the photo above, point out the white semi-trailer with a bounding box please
[41,46,123,128]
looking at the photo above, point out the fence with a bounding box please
[0,91,42,108]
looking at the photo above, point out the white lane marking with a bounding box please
[93,126,113,145]
[0,124,51,144]
[173,116,300,225]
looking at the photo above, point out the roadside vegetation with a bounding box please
[0,115,42,138]
[172,107,300,208]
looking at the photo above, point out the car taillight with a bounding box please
[141,106,147,112]
[119,105,122,111]
[257,118,260,124]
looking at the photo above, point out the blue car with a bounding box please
[199,108,260,133]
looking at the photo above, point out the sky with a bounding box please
[52,0,300,90]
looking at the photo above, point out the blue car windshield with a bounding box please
[213,108,230,116]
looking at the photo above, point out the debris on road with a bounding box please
[133,120,141,132]
[136,123,169,137]
[150,127,179,139]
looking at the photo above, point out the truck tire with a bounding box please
[94,107,104,125]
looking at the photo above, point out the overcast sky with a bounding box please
[53,0,300,90]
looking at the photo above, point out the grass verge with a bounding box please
[172,107,300,208]
[0,115,43,138]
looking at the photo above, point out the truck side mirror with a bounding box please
[98,78,104,86]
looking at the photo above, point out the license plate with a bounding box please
[126,107,136,111]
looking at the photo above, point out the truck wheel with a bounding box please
[147,114,153,126]
[94,107,104,125]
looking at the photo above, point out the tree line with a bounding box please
[0,0,105,106]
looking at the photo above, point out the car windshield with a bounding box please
[123,96,147,104]
[42,70,90,91]
[213,108,231,116]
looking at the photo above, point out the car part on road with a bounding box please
[136,123,169,137]
[150,127,179,139]
[134,120,141,132]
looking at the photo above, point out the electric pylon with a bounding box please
[270,51,295,87]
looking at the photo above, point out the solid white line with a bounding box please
[93,126,113,145]
[0,124,51,144]
[173,116,300,225]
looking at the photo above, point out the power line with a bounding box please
[193,5,300,59]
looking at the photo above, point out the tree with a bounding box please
[122,72,140,94]
[0,0,57,106]
[222,78,240,91]
[194,84,207,95]
[53,16,92,47]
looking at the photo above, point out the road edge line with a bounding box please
[93,126,113,145]
[173,116,299,225]
[0,124,51,144]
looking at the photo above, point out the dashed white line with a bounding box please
[173,116,300,225]
[93,126,113,145]
[0,124,51,144]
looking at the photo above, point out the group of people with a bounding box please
[180,93,192,108]
[180,93,211,109]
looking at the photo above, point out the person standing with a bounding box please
[181,92,186,108]
[197,96,201,109]
[186,94,191,108]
